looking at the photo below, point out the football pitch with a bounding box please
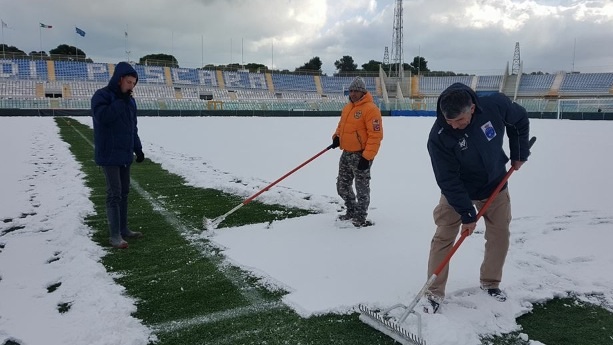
[57,117,612,345]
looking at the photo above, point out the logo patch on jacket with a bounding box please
[354,110,362,119]
[481,121,496,141]
[372,119,381,131]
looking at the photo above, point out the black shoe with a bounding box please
[337,213,354,221]
[481,287,507,302]
[351,219,374,228]
[424,296,441,314]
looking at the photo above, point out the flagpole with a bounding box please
[39,26,42,55]
[1,21,5,58]
[125,24,130,62]
[74,25,78,61]
[201,34,204,68]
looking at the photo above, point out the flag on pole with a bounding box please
[40,23,52,29]
[124,31,128,38]
[75,27,86,37]
[1,20,8,28]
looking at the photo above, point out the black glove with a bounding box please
[357,156,370,170]
[135,150,145,163]
[331,136,340,149]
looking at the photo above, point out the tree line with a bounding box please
[1,43,477,76]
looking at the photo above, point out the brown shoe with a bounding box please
[110,239,129,249]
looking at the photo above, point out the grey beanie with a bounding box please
[348,76,367,93]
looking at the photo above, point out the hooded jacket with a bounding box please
[91,62,141,166]
[427,83,530,224]
[334,91,383,161]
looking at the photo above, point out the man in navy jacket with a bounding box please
[425,83,530,313]
[92,62,144,249]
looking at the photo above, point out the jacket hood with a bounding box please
[108,62,138,92]
[435,83,482,130]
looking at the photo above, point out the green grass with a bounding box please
[516,297,613,345]
[55,117,612,345]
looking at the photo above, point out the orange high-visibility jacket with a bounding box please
[334,92,383,161]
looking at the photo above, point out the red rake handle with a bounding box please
[242,144,334,205]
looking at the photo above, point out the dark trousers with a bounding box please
[102,165,131,240]
[336,151,371,220]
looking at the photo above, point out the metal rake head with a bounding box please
[358,304,426,345]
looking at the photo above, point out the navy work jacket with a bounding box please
[91,62,141,166]
[427,83,530,224]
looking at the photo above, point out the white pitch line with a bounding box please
[152,301,285,333]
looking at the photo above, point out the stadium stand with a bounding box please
[223,71,267,89]
[418,75,474,96]
[54,61,110,82]
[475,75,503,91]
[559,72,613,96]
[516,74,556,96]
[320,75,377,95]
[271,74,317,92]
[0,80,37,97]
[170,67,217,86]
[1,58,612,115]
[0,59,48,80]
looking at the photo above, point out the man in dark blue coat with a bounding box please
[92,62,144,249]
[425,83,530,313]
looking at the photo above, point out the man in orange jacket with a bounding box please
[330,76,383,227]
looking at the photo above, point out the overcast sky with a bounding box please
[1,0,612,75]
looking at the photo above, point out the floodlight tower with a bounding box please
[389,0,404,78]
[512,42,521,75]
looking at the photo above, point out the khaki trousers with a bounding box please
[427,188,511,299]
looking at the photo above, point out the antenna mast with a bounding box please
[389,0,404,78]
[512,42,521,75]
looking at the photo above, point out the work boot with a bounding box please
[109,238,128,249]
[337,213,354,221]
[424,294,442,314]
[481,287,507,302]
[352,216,374,228]
[337,208,357,221]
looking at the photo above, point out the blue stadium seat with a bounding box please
[0,59,48,80]
[559,73,613,95]
[476,75,502,91]
[223,71,267,89]
[517,74,556,96]
[133,65,167,84]
[55,61,110,82]
[320,76,377,95]
[271,74,316,92]
[171,67,218,86]
[419,76,473,95]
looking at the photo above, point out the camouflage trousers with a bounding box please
[336,151,371,220]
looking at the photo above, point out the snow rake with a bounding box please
[359,137,536,345]
[203,143,335,230]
